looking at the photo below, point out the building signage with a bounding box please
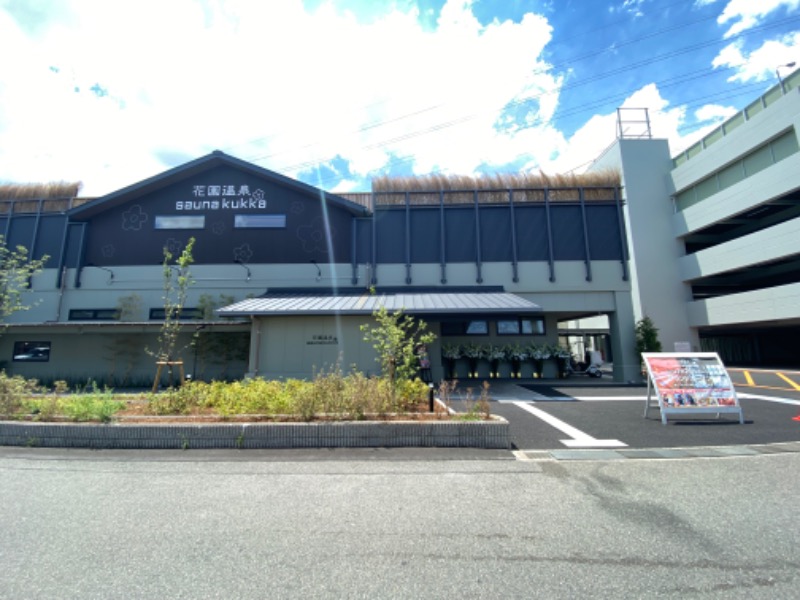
[642,352,744,425]
[175,185,267,211]
[306,334,339,345]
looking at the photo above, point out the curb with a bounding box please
[513,441,800,461]
[0,419,511,450]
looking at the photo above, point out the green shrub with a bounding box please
[59,395,125,422]
[0,371,42,416]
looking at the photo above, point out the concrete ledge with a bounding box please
[0,418,510,450]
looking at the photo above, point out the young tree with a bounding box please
[361,304,436,387]
[147,238,195,387]
[0,237,49,324]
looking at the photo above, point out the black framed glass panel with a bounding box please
[13,341,51,362]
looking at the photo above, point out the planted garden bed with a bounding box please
[0,374,509,449]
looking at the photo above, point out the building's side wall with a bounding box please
[591,138,698,353]
[0,328,248,386]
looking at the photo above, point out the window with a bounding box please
[149,307,204,320]
[234,214,286,228]
[441,320,488,336]
[154,215,206,229]
[13,341,51,362]
[69,309,120,321]
[497,318,545,335]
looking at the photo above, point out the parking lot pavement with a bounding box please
[446,380,800,453]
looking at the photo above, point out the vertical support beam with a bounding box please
[508,189,519,283]
[371,194,378,285]
[579,187,592,282]
[613,186,629,281]
[30,199,44,260]
[73,222,88,288]
[55,220,72,289]
[439,190,447,284]
[404,192,412,284]
[3,212,12,240]
[350,219,358,285]
[474,190,483,284]
[544,188,556,282]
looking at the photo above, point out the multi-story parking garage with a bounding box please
[593,68,800,366]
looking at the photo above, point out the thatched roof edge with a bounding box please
[0,181,82,201]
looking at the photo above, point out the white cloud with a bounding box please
[0,0,563,195]
[532,83,740,173]
[716,0,800,38]
[694,104,738,122]
[712,31,800,82]
[533,84,687,173]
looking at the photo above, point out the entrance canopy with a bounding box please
[217,287,540,317]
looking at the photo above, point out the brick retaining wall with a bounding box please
[0,419,510,450]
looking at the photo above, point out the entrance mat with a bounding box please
[519,385,575,399]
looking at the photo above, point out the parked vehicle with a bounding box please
[567,350,604,378]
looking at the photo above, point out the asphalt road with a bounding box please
[454,369,800,451]
[1,447,798,599]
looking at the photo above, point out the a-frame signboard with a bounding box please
[642,352,744,425]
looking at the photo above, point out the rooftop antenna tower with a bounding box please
[616,108,652,140]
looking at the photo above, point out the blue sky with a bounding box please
[0,0,798,196]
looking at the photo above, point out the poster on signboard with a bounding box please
[642,352,744,424]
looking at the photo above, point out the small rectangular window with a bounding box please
[234,214,286,228]
[149,307,203,320]
[497,318,545,336]
[441,320,488,336]
[522,318,545,335]
[13,341,51,362]
[155,215,206,229]
[69,308,120,321]
[497,319,521,335]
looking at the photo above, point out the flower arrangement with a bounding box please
[552,345,572,378]
[485,345,507,361]
[553,345,572,359]
[442,343,462,360]
[504,344,528,362]
[461,343,484,359]
[484,345,506,378]
[461,343,484,378]
[527,343,551,361]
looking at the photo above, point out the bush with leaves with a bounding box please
[0,236,49,326]
[360,304,436,388]
[635,316,662,356]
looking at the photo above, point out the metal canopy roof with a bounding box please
[217,289,540,317]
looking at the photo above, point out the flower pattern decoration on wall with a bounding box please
[165,238,184,256]
[101,244,115,258]
[290,201,305,215]
[233,243,253,264]
[122,205,148,231]
[212,221,225,235]
[297,216,335,254]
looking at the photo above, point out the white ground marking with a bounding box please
[737,393,800,406]
[513,401,627,448]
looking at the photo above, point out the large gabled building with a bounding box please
[0,151,639,386]
[9,71,796,386]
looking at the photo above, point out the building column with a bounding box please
[609,291,641,382]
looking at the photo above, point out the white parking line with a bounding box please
[737,393,800,406]
[497,396,645,403]
[513,401,627,448]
